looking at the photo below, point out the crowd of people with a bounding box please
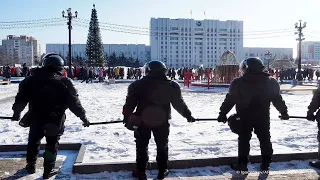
[0,63,31,80]
[74,66,143,83]
[2,63,320,84]
[0,65,144,82]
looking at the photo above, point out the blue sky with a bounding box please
[1,0,320,57]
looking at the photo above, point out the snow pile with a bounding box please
[0,82,318,163]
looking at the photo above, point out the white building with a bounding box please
[1,35,41,66]
[243,47,293,63]
[300,41,320,60]
[46,44,151,65]
[150,18,243,68]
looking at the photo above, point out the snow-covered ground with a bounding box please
[0,82,318,164]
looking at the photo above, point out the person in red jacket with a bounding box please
[63,69,67,77]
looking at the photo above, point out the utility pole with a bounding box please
[295,20,306,81]
[62,8,78,78]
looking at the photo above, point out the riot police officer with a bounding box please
[217,57,289,173]
[122,60,195,180]
[11,53,90,179]
[307,85,320,168]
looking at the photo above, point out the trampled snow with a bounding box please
[0,81,318,165]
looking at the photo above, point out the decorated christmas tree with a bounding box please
[86,4,105,67]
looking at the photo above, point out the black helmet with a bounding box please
[42,53,64,67]
[239,57,264,74]
[145,60,167,74]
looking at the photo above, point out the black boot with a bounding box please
[309,161,320,169]
[260,155,272,172]
[132,169,147,180]
[25,163,36,174]
[43,167,60,179]
[157,169,169,179]
[230,156,248,175]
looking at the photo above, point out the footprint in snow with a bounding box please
[113,132,120,136]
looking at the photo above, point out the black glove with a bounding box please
[12,112,21,121]
[187,115,196,123]
[307,111,315,121]
[218,113,228,123]
[81,116,90,127]
[280,112,289,120]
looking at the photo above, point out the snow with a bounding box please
[0,82,318,165]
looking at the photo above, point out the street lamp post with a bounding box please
[62,8,78,78]
[295,20,306,81]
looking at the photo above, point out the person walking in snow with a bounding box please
[122,60,195,180]
[11,53,90,179]
[217,57,289,174]
[98,67,104,82]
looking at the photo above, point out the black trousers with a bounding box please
[134,122,170,171]
[317,120,320,142]
[238,119,273,160]
[27,123,61,171]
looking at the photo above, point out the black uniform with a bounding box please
[219,71,288,166]
[308,86,320,142]
[12,66,87,174]
[122,71,193,176]
[307,85,320,168]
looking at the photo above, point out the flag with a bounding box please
[204,11,206,16]
[190,10,192,15]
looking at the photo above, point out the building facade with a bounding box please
[243,47,293,63]
[1,35,41,66]
[299,41,320,60]
[46,44,151,65]
[150,18,244,68]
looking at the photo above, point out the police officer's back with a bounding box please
[122,60,195,180]
[11,53,90,179]
[217,57,288,173]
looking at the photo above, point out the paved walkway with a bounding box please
[1,156,320,179]
[0,157,65,180]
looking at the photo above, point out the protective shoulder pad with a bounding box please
[171,81,181,89]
